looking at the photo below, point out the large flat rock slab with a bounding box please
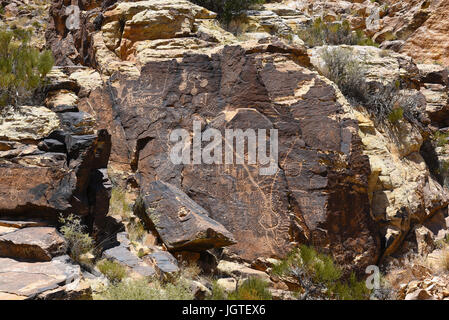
[145,251,179,274]
[103,244,156,278]
[0,227,67,261]
[0,255,81,299]
[0,219,48,229]
[136,180,236,252]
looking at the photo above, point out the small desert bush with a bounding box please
[208,280,228,300]
[321,47,420,124]
[180,261,202,280]
[298,18,377,48]
[59,214,94,263]
[208,278,272,300]
[96,276,194,300]
[127,218,146,242]
[321,46,366,102]
[191,0,265,24]
[228,278,272,300]
[0,26,54,108]
[110,187,132,218]
[387,107,404,124]
[433,131,449,147]
[271,245,371,300]
[97,259,128,283]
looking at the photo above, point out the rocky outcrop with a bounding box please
[416,63,449,128]
[0,102,111,238]
[82,40,379,269]
[41,0,449,275]
[401,0,449,67]
[46,0,236,73]
[309,45,421,88]
[309,45,449,259]
[42,0,382,270]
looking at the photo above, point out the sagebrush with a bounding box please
[95,277,194,300]
[208,277,272,300]
[59,214,94,263]
[97,259,128,283]
[298,18,377,47]
[321,47,421,124]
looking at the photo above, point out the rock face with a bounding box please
[401,0,449,67]
[309,45,449,259]
[357,112,447,257]
[44,0,382,269]
[43,0,449,272]
[82,37,379,268]
[136,181,236,252]
[0,227,67,262]
[0,102,111,237]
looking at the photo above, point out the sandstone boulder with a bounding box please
[136,180,236,252]
[216,278,237,293]
[0,227,67,262]
[0,106,60,142]
[414,225,436,256]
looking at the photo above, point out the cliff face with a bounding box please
[44,0,385,270]
[41,0,449,265]
[1,0,449,300]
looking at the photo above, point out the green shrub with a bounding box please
[208,280,228,300]
[0,26,54,108]
[228,278,272,300]
[110,187,132,218]
[59,214,94,263]
[97,259,128,283]
[298,18,377,47]
[387,107,404,123]
[321,47,367,102]
[433,131,449,147]
[96,277,194,300]
[271,245,371,300]
[127,218,146,242]
[191,0,265,24]
[207,278,272,300]
[321,47,420,124]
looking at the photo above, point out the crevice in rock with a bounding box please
[420,138,444,185]
[130,136,153,172]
